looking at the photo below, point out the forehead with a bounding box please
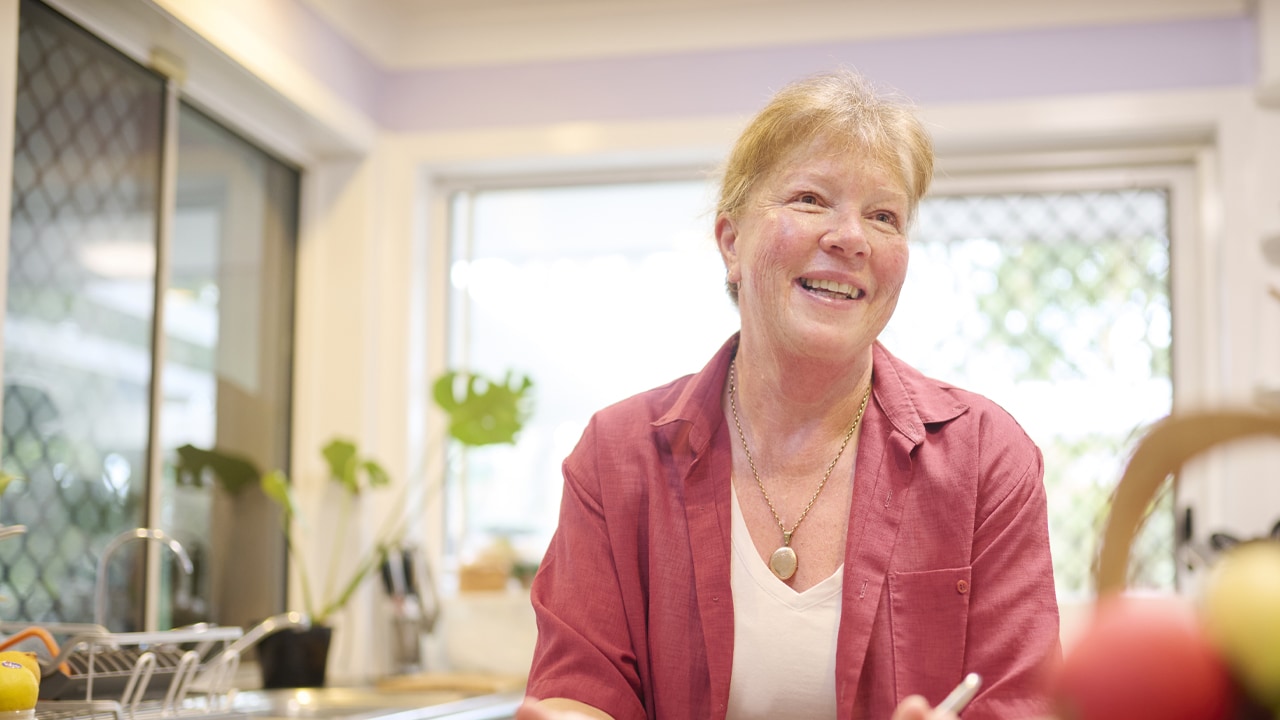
[765,135,908,198]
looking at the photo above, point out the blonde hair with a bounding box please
[717,68,934,222]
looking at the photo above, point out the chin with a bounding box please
[788,328,874,362]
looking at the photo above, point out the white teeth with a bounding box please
[803,278,860,298]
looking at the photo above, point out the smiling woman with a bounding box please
[446,137,1178,626]
[515,69,1060,720]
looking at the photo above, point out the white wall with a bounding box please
[10,0,1280,684]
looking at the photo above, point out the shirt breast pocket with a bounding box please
[887,566,972,705]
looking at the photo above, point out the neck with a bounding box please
[730,336,874,441]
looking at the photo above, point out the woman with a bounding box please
[517,69,1060,720]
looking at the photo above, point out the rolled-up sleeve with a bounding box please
[526,418,648,720]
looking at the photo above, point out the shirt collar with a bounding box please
[652,333,968,451]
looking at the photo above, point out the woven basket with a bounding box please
[1096,409,1280,595]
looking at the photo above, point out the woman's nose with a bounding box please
[818,214,871,256]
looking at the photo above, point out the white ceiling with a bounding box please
[300,0,1247,69]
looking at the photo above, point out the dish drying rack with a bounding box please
[0,621,252,720]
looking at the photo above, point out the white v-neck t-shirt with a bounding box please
[725,484,844,720]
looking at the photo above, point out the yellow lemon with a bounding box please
[0,653,39,684]
[0,661,38,711]
[1201,541,1280,709]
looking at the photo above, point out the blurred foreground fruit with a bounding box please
[1201,541,1280,710]
[1050,595,1235,720]
[0,653,37,684]
[0,660,37,711]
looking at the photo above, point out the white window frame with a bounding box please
[428,149,1206,577]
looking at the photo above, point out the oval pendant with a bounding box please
[769,546,798,580]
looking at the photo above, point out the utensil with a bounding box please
[936,672,982,715]
[402,546,440,634]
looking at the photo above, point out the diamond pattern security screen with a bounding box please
[449,181,1175,599]
[3,0,165,629]
[3,1,300,632]
[882,189,1174,597]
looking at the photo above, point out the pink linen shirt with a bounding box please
[527,335,1060,720]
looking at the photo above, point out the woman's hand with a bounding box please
[891,695,960,720]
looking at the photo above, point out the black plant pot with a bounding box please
[258,625,333,688]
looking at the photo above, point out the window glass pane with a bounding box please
[159,103,299,630]
[2,0,164,630]
[446,181,739,560]
[448,180,1174,598]
[882,190,1174,598]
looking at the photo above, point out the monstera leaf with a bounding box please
[321,438,390,495]
[432,370,534,447]
[175,444,261,494]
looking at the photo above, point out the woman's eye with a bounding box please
[797,193,819,205]
[871,210,900,227]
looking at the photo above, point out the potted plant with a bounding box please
[175,437,401,687]
[172,368,532,681]
[432,369,534,589]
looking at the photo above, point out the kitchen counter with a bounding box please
[228,687,523,720]
[32,686,523,720]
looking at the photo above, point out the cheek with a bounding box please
[740,217,804,280]
[875,240,910,292]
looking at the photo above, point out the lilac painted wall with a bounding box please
[287,0,383,115]
[291,4,1256,133]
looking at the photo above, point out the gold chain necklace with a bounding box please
[727,359,872,581]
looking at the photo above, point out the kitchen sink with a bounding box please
[227,688,523,720]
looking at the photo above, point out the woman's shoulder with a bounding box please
[588,372,700,431]
[875,343,1032,440]
[590,336,737,433]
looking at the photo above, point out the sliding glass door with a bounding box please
[2,0,298,632]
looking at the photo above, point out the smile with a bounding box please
[800,277,863,300]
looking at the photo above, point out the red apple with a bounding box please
[1050,595,1236,720]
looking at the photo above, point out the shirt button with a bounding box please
[956,579,970,594]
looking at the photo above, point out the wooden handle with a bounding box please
[1096,410,1280,596]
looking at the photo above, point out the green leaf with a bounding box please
[261,470,297,520]
[433,370,534,447]
[322,438,359,494]
[361,460,391,488]
[174,444,261,494]
[432,372,462,413]
[0,473,16,498]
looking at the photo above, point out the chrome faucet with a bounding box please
[93,527,194,629]
[222,610,311,657]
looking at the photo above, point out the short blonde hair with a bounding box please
[717,69,934,222]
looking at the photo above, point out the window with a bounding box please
[445,179,739,562]
[445,168,1178,598]
[158,103,299,629]
[882,184,1175,597]
[2,0,298,631]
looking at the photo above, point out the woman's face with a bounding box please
[716,138,911,363]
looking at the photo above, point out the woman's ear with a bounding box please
[715,213,741,285]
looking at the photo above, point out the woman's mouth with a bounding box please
[800,277,863,300]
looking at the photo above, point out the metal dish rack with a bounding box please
[0,622,249,720]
